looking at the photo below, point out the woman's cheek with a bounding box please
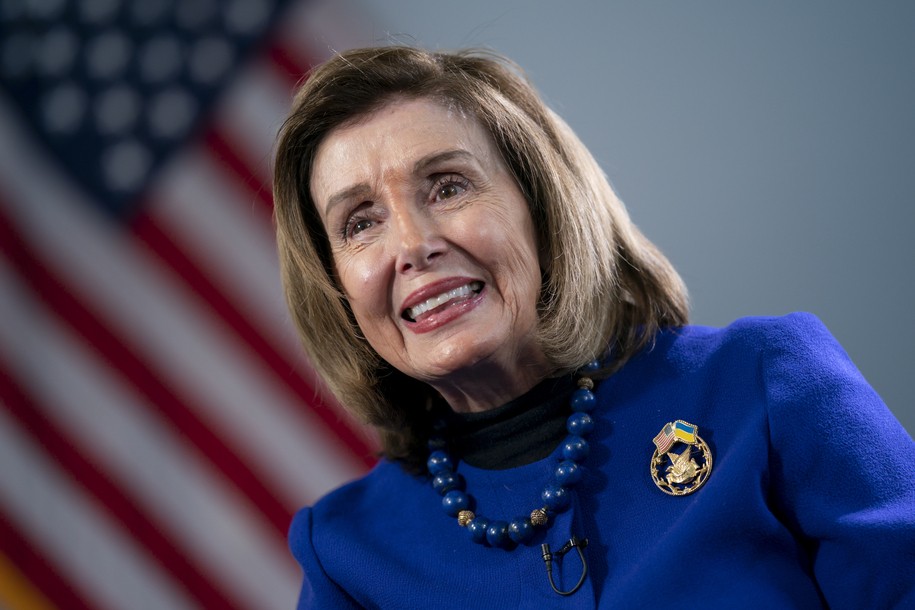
[336,257,378,309]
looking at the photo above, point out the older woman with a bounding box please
[273,47,914,608]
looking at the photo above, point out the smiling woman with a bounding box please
[274,47,687,463]
[311,98,547,412]
[272,47,915,609]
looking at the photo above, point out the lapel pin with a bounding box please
[650,420,713,496]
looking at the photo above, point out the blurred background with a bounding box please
[1,1,911,608]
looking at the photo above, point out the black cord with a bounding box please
[541,536,589,596]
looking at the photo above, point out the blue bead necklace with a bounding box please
[427,361,599,550]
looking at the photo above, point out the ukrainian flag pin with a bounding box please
[650,420,713,496]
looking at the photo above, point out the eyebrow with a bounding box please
[323,183,373,218]
[412,148,476,174]
[322,149,478,217]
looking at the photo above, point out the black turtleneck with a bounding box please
[441,374,577,470]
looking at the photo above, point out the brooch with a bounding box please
[650,420,712,496]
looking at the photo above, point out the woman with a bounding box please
[273,47,914,608]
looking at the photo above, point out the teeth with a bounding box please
[407,281,482,320]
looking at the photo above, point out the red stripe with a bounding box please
[201,41,318,218]
[184,109,378,468]
[267,43,315,86]
[201,42,321,217]
[0,510,95,610]
[0,204,292,539]
[193,108,380,469]
[0,361,247,610]
[202,128,275,215]
[131,208,377,469]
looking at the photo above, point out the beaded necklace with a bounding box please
[426,360,599,550]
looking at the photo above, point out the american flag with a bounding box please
[0,1,376,608]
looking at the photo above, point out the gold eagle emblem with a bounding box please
[650,421,713,496]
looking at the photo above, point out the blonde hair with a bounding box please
[273,46,688,467]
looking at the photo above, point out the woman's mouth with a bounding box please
[403,281,484,322]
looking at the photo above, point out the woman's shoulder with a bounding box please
[621,311,873,418]
[645,311,837,373]
[307,459,420,518]
[652,312,894,435]
[672,311,832,349]
[287,460,424,607]
[290,459,422,544]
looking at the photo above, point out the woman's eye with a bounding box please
[432,176,469,202]
[343,216,374,239]
[438,183,462,200]
[351,218,373,235]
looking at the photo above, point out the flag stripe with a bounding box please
[0,257,301,610]
[268,44,314,84]
[148,148,300,361]
[0,206,291,537]
[130,208,377,468]
[0,97,366,513]
[0,515,92,610]
[0,361,238,610]
[0,3,378,605]
[146,145,378,468]
[152,64,378,452]
[0,549,57,610]
[189,54,378,449]
[203,128,275,213]
[274,0,367,76]
[213,60,296,201]
[0,409,199,610]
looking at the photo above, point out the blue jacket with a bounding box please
[290,313,915,608]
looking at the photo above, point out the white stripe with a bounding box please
[0,412,199,610]
[150,147,305,365]
[216,60,292,181]
[214,10,381,442]
[277,0,375,63]
[153,94,373,444]
[0,260,300,610]
[0,97,365,507]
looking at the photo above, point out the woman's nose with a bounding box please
[393,208,445,273]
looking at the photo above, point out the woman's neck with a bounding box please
[443,374,576,469]
[429,351,553,414]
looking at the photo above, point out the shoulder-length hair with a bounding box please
[273,46,688,468]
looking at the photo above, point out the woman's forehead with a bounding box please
[310,98,500,205]
[324,97,485,155]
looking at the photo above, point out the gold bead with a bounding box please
[457,510,475,527]
[577,377,594,390]
[530,508,549,526]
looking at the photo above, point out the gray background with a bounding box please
[339,0,914,434]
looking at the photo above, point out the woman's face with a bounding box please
[311,97,548,410]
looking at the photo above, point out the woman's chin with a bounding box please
[391,332,548,407]
[406,340,494,381]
